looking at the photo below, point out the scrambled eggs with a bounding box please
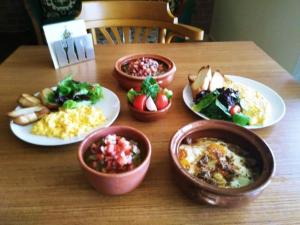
[224,78,270,125]
[32,106,106,139]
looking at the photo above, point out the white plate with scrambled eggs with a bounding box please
[183,75,286,129]
[10,87,120,146]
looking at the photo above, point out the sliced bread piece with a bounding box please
[40,88,58,110]
[11,106,50,126]
[188,74,197,85]
[209,70,225,92]
[7,106,43,118]
[13,113,39,126]
[190,65,212,99]
[18,93,41,107]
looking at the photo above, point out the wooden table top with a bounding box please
[0,42,300,225]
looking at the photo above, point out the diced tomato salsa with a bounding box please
[84,134,142,173]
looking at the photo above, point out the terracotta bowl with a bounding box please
[78,126,151,195]
[114,53,176,90]
[128,100,172,122]
[169,120,275,207]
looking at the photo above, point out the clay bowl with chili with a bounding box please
[114,54,176,90]
[127,100,172,122]
[78,126,151,195]
[169,120,275,207]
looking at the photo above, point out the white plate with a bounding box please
[183,75,286,129]
[10,87,120,146]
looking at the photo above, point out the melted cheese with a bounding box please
[179,138,256,188]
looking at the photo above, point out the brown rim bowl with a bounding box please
[128,100,172,122]
[114,53,176,90]
[78,126,151,195]
[169,120,275,207]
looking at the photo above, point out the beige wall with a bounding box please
[210,0,300,78]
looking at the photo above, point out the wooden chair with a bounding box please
[77,1,204,44]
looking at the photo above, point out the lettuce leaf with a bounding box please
[53,75,103,107]
[89,84,103,104]
[62,100,78,109]
[192,91,219,112]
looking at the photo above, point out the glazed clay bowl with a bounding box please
[128,100,172,122]
[169,120,275,207]
[114,53,176,90]
[78,126,151,195]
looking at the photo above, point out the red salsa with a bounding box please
[121,57,168,77]
[84,134,142,173]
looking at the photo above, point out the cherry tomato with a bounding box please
[229,105,241,116]
[133,94,147,111]
[156,93,169,110]
[134,85,141,92]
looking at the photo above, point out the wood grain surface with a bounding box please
[0,42,300,225]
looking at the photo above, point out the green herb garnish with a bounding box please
[141,76,160,99]
[127,88,139,103]
[163,88,173,100]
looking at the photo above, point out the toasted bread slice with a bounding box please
[190,65,212,99]
[209,70,225,92]
[13,113,39,126]
[188,74,197,85]
[36,106,50,118]
[40,88,58,110]
[11,106,50,126]
[7,106,43,118]
[200,67,212,91]
[18,93,41,107]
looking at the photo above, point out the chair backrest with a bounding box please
[77,1,204,44]
[23,0,44,44]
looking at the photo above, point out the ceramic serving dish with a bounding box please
[78,126,151,195]
[169,120,275,207]
[114,53,176,90]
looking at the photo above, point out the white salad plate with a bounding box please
[182,75,286,129]
[10,87,120,146]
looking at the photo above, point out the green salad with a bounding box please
[43,75,103,109]
[192,88,250,126]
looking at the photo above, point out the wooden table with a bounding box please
[0,42,300,225]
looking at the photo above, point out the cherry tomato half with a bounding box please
[134,85,141,92]
[156,93,169,110]
[229,105,241,116]
[133,94,147,111]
